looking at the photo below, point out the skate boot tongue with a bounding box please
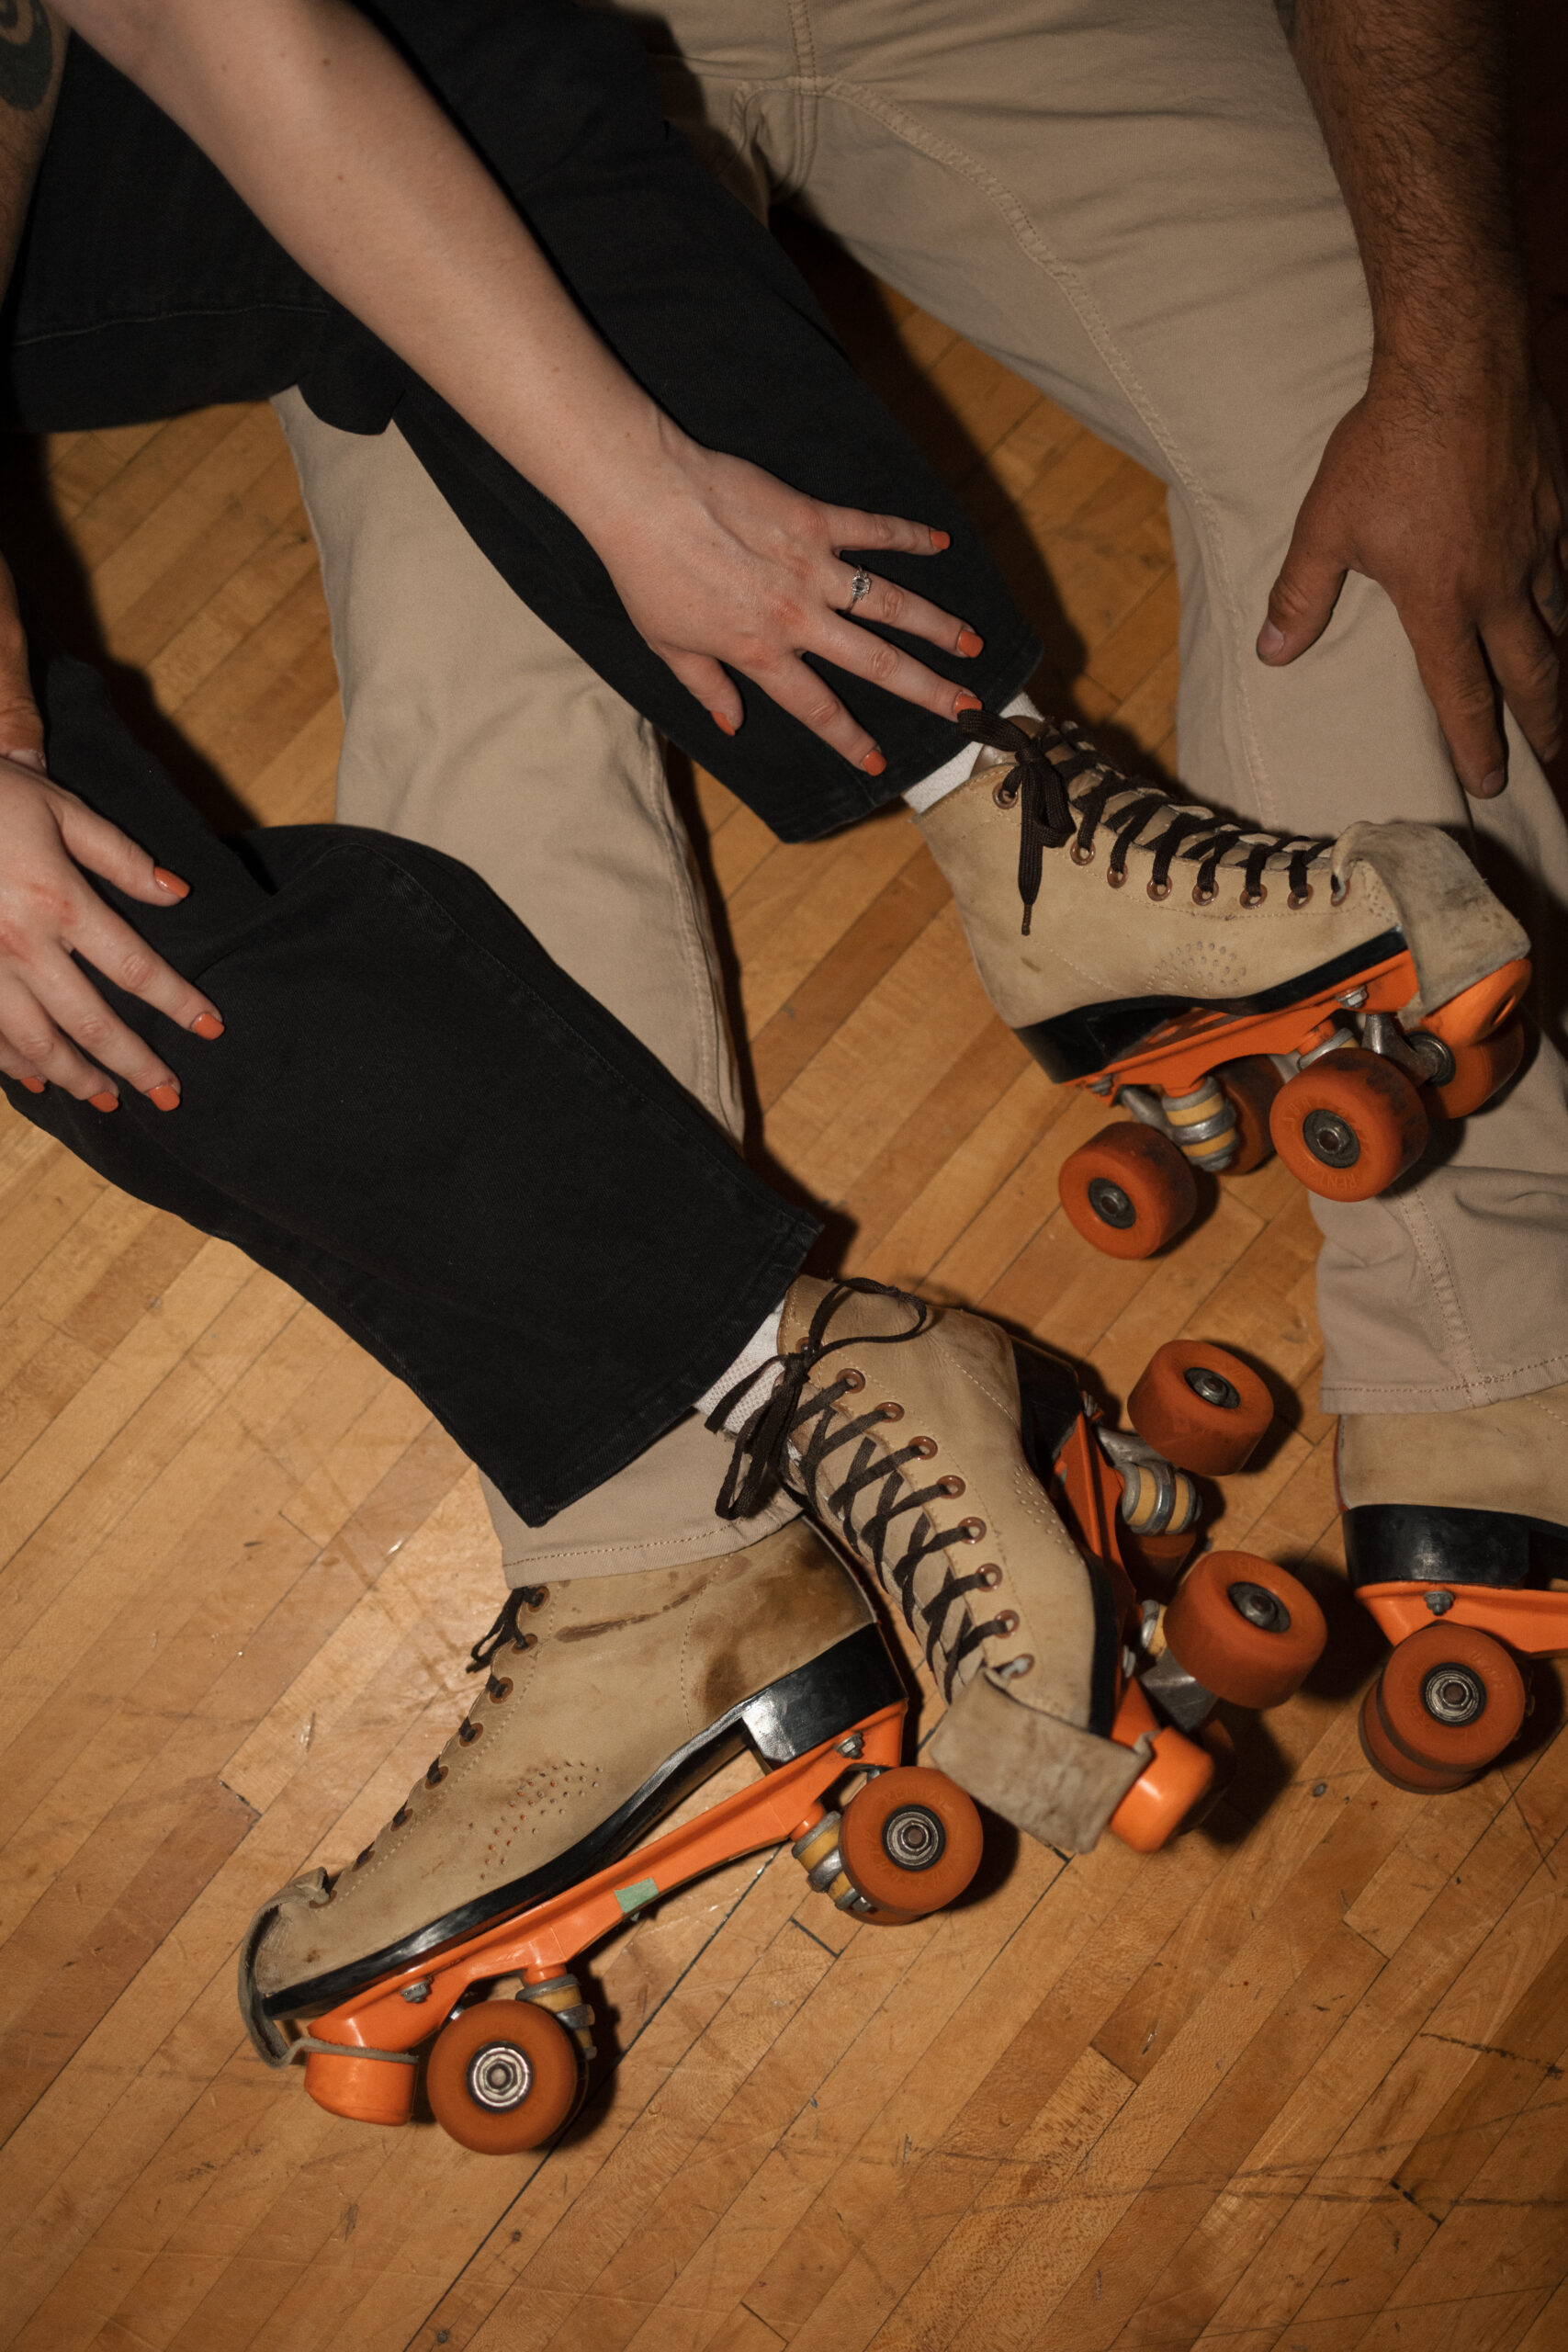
[955,705,1336,932]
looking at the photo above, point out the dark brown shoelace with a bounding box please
[953,707,1333,931]
[707,1277,1009,1698]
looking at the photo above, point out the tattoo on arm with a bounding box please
[0,2,53,113]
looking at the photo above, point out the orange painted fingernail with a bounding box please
[956,628,984,658]
[89,1090,119,1113]
[710,711,737,737]
[152,867,189,899]
[21,1076,45,1094]
[953,691,984,716]
[930,529,951,550]
[861,750,887,776]
[147,1081,181,1112]
[190,1012,224,1040]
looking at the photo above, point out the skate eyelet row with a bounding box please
[488,1676,513,1703]
[878,1401,904,1420]
[354,1844,375,1871]
[458,1719,483,1747]
[391,1805,412,1829]
[1147,879,1171,902]
[936,1474,965,1498]
[1239,885,1267,909]
[840,1368,865,1392]
[1289,885,1314,910]
[997,1653,1034,1679]
[1070,841,1095,866]
[909,1435,939,1459]
[1106,866,1127,889]
[993,781,1020,809]
[426,1761,448,1788]
[977,1564,1002,1589]
[1191,882,1217,906]
[958,1518,987,1544]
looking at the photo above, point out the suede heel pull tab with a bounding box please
[707,1277,931,1521]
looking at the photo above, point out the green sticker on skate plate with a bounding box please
[615,1877,659,1916]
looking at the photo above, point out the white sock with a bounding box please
[902,690,1043,815]
[694,1301,784,1432]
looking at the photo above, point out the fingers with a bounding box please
[1402,609,1508,797]
[661,650,745,738]
[833,563,985,659]
[0,946,186,1106]
[1258,531,1348,664]
[51,787,196,908]
[1483,599,1563,767]
[1533,559,1567,639]
[811,610,989,730]
[826,509,951,560]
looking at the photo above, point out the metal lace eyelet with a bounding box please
[840,1368,865,1392]
[978,1564,1002,1589]
[1288,885,1313,910]
[993,780,1020,810]
[425,1760,447,1789]
[354,1844,376,1870]
[878,1401,905,1421]
[909,1435,939,1459]
[1192,881,1218,907]
[489,1676,513,1703]
[995,1611,1020,1635]
[1331,876,1348,904]
[998,1654,1035,1679]
[1146,878,1171,902]
[958,1517,987,1543]
[1070,840,1096,866]
[391,1805,412,1829]
[457,1719,483,1746]
[1239,884,1267,909]
[1106,865,1127,889]
[511,1630,537,1657]
[524,1585,549,1610]
[936,1474,966,1498]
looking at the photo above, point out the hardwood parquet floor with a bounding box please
[4,87,1568,2352]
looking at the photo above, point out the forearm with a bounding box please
[0,2,64,288]
[55,0,670,539]
[1279,0,1527,388]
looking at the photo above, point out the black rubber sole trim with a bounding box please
[261,1622,905,2023]
[1345,1502,1568,1591]
[1016,930,1407,1084]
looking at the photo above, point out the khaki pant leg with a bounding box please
[623,0,1568,1412]
[273,389,797,1570]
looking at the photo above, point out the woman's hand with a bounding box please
[582,424,981,771]
[0,563,223,1108]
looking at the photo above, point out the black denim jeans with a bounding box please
[4,639,817,1524]
[3,0,1038,838]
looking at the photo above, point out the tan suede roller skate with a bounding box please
[712,1277,1325,1859]
[241,1521,982,2151]
[918,712,1531,1259]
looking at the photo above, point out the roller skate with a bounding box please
[918,712,1531,1259]
[241,1521,987,2152]
[713,1278,1326,1860]
[1337,1391,1568,1795]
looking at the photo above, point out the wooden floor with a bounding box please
[5,132,1568,2352]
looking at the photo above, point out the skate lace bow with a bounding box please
[706,1277,1011,1698]
[953,708,1335,933]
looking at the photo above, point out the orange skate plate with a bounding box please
[1359,1580,1568,1658]
[1083,950,1417,1101]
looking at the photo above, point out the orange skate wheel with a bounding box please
[1215,1056,1281,1174]
[1419,955,1530,1050]
[1059,1122,1198,1260]
[1358,1683,1474,1793]
[426,1997,580,2155]
[1128,1340,1272,1475]
[1423,1020,1525,1122]
[1270,1049,1427,1202]
[1375,1623,1527,1776]
[839,1767,983,1917]
[1163,1553,1325,1709]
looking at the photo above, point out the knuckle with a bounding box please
[806,695,842,730]
[878,585,906,626]
[73,1010,114,1052]
[866,642,900,685]
[117,945,155,994]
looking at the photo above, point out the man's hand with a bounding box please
[1266,0,1566,797]
[1258,356,1568,796]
